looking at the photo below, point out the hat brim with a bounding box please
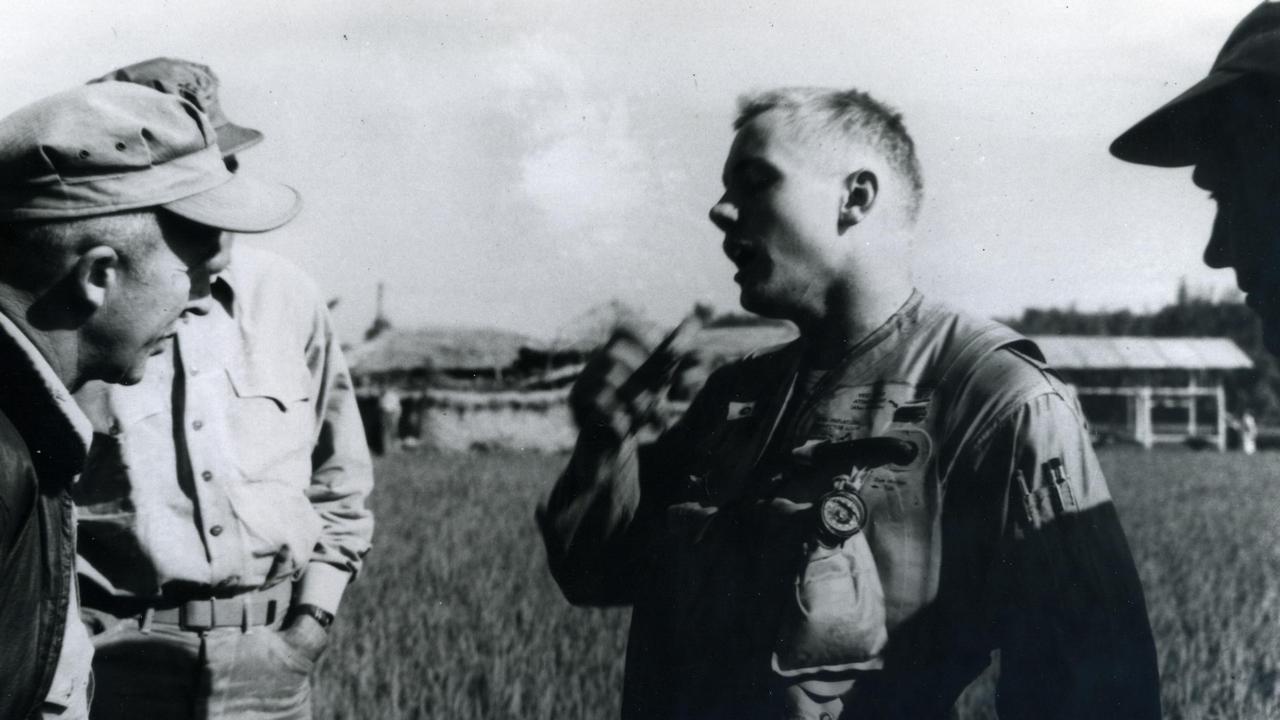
[162,173,300,233]
[215,122,264,157]
[1110,71,1247,167]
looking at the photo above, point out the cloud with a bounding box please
[519,98,647,238]
[494,36,658,254]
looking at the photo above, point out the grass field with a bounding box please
[313,447,1280,719]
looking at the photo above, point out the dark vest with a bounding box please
[0,396,76,720]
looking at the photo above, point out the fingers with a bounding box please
[766,497,815,515]
[617,315,702,398]
[570,330,655,439]
[793,436,919,473]
[569,315,704,442]
[608,329,653,370]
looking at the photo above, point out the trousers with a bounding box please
[82,607,313,720]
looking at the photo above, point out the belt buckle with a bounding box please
[173,586,287,630]
[178,599,215,631]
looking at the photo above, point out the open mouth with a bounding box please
[1248,291,1278,313]
[724,238,761,275]
[1241,271,1266,307]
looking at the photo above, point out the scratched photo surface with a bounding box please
[5,2,1274,718]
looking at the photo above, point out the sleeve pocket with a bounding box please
[1016,457,1080,531]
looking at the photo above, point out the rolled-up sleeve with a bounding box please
[296,297,375,614]
[970,390,1161,720]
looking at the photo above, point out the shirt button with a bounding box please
[209,525,223,537]
[192,420,203,430]
[201,471,213,481]
[189,367,200,376]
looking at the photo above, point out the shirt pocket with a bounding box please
[75,385,170,512]
[226,361,315,485]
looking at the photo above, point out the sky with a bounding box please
[0,0,1262,343]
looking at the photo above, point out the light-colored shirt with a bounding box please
[0,312,95,711]
[74,245,374,614]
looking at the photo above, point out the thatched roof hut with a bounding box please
[349,326,543,388]
[549,300,660,354]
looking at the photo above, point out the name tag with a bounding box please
[727,401,755,419]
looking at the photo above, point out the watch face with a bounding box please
[819,490,867,539]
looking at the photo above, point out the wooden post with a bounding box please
[1187,377,1198,437]
[1216,384,1227,452]
[1137,386,1154,449]
[1126,393,1136,444]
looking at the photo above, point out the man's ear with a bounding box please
[73,246,120,311]
[838,170,878,231]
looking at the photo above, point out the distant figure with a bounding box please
[1242,411,1259,455]
[540,86,1160,719]
[399,390,425,448]
[380,385,404,452]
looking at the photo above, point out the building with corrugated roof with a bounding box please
[1030,335,1253,449]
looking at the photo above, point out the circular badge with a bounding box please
[817,490,867,542]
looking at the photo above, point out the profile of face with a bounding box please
[177,150,240,317]
[1192,89,1280,355]
[182,225,234,319]
[83,211,229,385]
[709,111,852,322]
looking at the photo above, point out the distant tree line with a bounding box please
[1004,282,1280,422]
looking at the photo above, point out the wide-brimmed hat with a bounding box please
[91,57,264,156]
[0,82,299,233]
[1111,2,1280,167]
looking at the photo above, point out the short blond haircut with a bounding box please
[736,87,925,222]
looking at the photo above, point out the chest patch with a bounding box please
[803,381,928,442]
[726,401,756,420]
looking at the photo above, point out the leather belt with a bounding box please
[83,581,293,631]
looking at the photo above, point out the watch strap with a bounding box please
[288,603,335,630]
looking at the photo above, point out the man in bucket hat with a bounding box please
[0,81,297,720]
[72,59,373,720]
[1112,2,1280,357]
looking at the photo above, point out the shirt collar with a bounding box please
[0,311,93,472]
[210,271,237,316]
[799,288,925,372]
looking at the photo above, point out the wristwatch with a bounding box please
[287,603,335,630]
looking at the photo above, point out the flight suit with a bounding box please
[539,292,1161,719]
